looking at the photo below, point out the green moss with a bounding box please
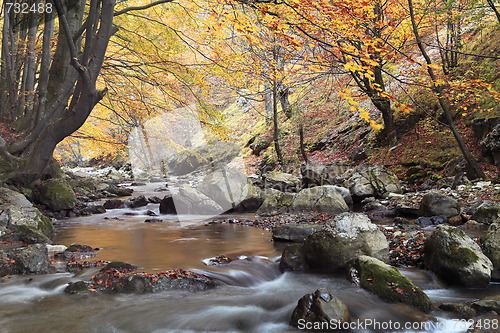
[36,211,53,236]
[448,245,480,265]
[357,259,432,313]
[64,281,89,294]
[16,225,49,243]
[39,178,76,211]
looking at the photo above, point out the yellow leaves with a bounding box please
[360,111,370,122]
[370,120,384,131]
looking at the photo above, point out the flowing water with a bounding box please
[0,183,498,333]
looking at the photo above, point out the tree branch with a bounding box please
[114,0,175,16]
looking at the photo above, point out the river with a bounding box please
[0,183,498,332]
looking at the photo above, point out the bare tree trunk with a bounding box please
[299,123,308,163]
[273,77,284,169]
[486,0,500,25]
[408,0,485,180]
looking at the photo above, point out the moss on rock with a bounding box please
[39,178,77,211]
[354,256,432,313]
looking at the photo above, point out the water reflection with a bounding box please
[54,215,285,272]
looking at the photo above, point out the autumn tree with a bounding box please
[0,0,175,183]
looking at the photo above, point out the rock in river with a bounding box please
[290,288,350,329]
[303,212,389,272]
[424,225,492,288]
[418,191,459,218]
[349,255,432,313]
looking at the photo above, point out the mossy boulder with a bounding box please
[303,213,389,272]
[39,178,77,211]
[263,171,300,191]
[471,202,500,225]
[256,191,295,216]
[484,222,500,281]
[343,164,402,199]
[424,225,492,287]
[16,225,50,244]
[290,288,350,328]
[0,187,53,236]
[351,255,432,313]
[418,191,459,218]
[290,186,350,214]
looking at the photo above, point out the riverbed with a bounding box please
[0,183,498,333]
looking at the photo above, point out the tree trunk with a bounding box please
[299,123,308,163]
[408,0,485,180]
[273,78,284,169]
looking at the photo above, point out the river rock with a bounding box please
[438,303,477,319]
[470,295,500,314]
[16,225,50,244]
[484,222,500,281]
[159,195,177,214]
[343,164,402,199]
[256,191,295,216]
[62,243,98,260]
[280,243,307,271]
[471,202,500,225]
[0,187,53,236]
[105,184,133,197]
[290,288,350,328]
[65,267,216,294]
[418,191,459,218]
[291,186,349,214]
[424,225,493,287]
[350,255,432,313]
[233,184,264,212]
[262,171,300,191]
[38,178,77,211]
[128,195,148,208]
[467,315,500,333]
[273,224,323,242]
[172,185,223,215]
[303,212,389,271]
[415,215,448,227]
[198,167,249,210]
[13,244,54,274]
[103,199,125,209]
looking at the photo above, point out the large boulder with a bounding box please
[273,224,323,243]
[233,184,263,212]
[159,196,177,214]
[343,165,401,199]
[13,244,54,274]
[256,191,295,217]
[172,185,223,215]
[290,288,350,329]
[350,256,432,313]
[424,225,493,287]
[471,201,500,225]
[262,171,300,191]
[198,167,251,212]
[418,191,459,218]
[484,222,500,281]
[39,178,77,211]
[291,186,350,214]
[303,213,389,272]
[0,187,53,236]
